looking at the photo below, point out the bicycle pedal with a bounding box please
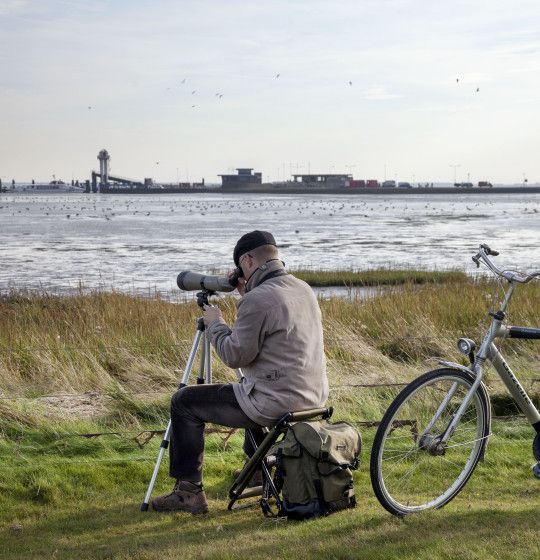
[532,462,540,480]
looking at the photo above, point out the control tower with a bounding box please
[97,149,110,185]
[90,149,145,192]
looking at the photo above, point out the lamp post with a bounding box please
[449,164,461,185]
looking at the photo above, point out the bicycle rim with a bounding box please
[372,369,489,515]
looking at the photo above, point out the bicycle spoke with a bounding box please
[372,370,488,515]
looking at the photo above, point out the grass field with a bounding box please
[0,272,539,559]
[0,416,538,560]
[291,268,467,287]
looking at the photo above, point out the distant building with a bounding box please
[292,174,352,187]
[219,168,262,188]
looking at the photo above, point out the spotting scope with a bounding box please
[177,271,237,293]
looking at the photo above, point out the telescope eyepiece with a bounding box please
[228,267,244,288]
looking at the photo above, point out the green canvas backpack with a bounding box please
[265,420,362,519]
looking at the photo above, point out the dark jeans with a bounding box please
[169,383,265,482]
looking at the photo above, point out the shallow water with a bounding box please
[1,192,538,294]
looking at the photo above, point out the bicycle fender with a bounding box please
[437,360,492,461]
[437,360,475,376]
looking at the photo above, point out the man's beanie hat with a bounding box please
[233,230,277,266]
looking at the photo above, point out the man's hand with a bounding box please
[203,304,222,327]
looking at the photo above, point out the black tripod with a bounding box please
[140,289,241,511]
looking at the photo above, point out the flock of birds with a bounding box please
[1,194,538,224]
[2,194,538,294]
[84,75,481,112]
[456,77,480,93]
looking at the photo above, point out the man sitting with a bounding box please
[152,231,328,513]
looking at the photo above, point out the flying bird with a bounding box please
[191,104,197,108]
[181,78,186,84]
[476,87,480,92]
[156,162,160,165]
[87,106,92,109]
[348,81,352,86]
[191,90,196,94]
[275,73,280,79]
[456,78,459,83]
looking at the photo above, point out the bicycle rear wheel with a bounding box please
[370,368,490,516]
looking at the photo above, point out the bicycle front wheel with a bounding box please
[370,368,490,516]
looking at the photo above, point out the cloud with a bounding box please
[362,86,401,101]
[2,0,540,182]
[0,0,28,16]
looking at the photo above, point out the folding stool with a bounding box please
[228,407,333,514]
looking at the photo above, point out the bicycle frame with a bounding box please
[428,278,540,444]
[370,245,540,516]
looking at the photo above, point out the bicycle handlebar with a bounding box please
[473,244,540,283]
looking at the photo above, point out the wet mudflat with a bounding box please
[1,192,538,293]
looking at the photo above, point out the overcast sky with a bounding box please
[1,0,540,184]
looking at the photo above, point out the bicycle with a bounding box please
[369,244,540,516]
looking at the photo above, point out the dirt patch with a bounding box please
[36,392,113,420]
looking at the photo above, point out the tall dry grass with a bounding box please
[0,276,538,408]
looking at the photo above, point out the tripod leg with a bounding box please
[140,420,172,511]
[205,332,212,384]
[179,326,204,388]
[197,335,206,384]
[140,324,204,511]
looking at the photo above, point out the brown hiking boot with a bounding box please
[233,467,263,488]
[151,480,209,514]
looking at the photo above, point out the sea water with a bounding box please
[1,192,538,295]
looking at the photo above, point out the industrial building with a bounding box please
[292,173,352,187]
[219,168,262,188]
[91,149,146,192]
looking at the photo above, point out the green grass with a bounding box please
[0,413,538,560]
[292,268,467,287]
[1,276,539,558]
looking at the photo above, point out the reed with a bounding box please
[0,274,538,409]
[292,268,467,286]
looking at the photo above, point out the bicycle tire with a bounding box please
[370,367,490,516]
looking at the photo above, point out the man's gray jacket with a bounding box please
[206,260,328,426]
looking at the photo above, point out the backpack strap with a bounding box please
[312,478,328,516]
[273,447,284,493]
